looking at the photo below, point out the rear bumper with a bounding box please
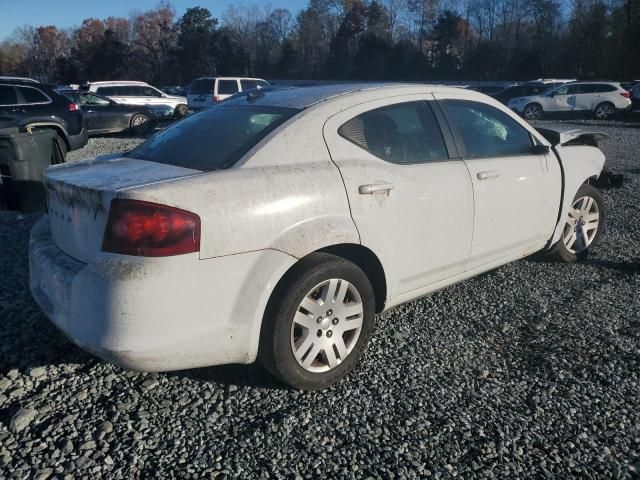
[68,127,88,151]
[29,216,296,371]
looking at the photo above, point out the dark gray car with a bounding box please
[59,90,158,135]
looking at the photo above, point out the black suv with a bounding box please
[0,80,88,155]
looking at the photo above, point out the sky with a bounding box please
[0,0,305,40]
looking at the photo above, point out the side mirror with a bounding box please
[547,92,555,98]
[531,144,550,155]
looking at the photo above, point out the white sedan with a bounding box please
[30,84,607,390]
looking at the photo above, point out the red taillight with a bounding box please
[102,199,200,257]
[68,103,80,111]
[213,95,220,102]
[620,91,631,98]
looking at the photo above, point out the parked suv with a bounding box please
[492,82,568,105]
[508,82,631,120]
[187,77,270,111]
[86,81,188,119]
[0,80,87,154]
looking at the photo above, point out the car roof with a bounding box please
[0,76,39,83]
[88,81,151,86]
[565,81,620,85]
[0,80,60,90]
[193,76,265,80]
[0,79,46,86]
[221,83,474,110]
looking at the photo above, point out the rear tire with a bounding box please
[174,104,188,118]
[130,114,151,135]
[523,103,543,120]
[52,135,67,165]
[259,253,375,390]
[594,102,615,120]
[549,183,604,262]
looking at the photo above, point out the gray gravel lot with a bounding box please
[1,119,639,479]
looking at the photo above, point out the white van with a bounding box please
[187,77,270,111]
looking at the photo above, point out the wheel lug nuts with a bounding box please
[317,330,322,337]
[326,330,333,338]
[326,309,333,316]
[332,318,339,325]
[317,317,323,323]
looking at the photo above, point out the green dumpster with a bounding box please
[0,128,58,212]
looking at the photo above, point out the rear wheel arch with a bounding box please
[316,244,387,313]
[264,244,387,325]
[30,124,71,151]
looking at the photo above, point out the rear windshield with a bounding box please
[125,105,299,171]
[190,79,214,94]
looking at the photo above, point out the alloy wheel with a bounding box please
[563,195,600,253]
[524,104,542,120]
[290,278,364,373]
[595,104,614,120]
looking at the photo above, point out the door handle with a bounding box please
[477,171,500,180]
[359,183,394,194]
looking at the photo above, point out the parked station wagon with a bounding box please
[30,84,606,389]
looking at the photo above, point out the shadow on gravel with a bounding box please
[583,258,640,273]
[167,363,288,390]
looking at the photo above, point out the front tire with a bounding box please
[51,135,67,165]
[523,103,543,120]
[594,102,615,120]
[550,183,604,262]
[259,253,375,390]
[174,104,188,118]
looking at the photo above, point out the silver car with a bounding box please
[86,81,188,118]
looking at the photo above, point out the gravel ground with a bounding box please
[1,119,639,479]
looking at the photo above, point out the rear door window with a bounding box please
[593,84,617,93]
[96,87,120,96]
[217,80,239,95]
[442,99,533,158]
[338,101,448,164]
[138,86,163,97]
[579,84,597,94]
[125,105,298,171]
[17,87,49,104]
[190,79,214,94]
[80,93,111,106]
[0,85,18,105]
[240,80,268,91]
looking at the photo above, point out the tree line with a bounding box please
[0,0,638,86]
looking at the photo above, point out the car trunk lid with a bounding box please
[45,156,200,263]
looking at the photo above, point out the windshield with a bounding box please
[125,105,299,171]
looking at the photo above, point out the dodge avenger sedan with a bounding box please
[30,84,606,390]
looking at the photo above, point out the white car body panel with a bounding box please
[323,93,474,298]
[30,217,296,369]
[28,84,607,372]
[433,91,561,270]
